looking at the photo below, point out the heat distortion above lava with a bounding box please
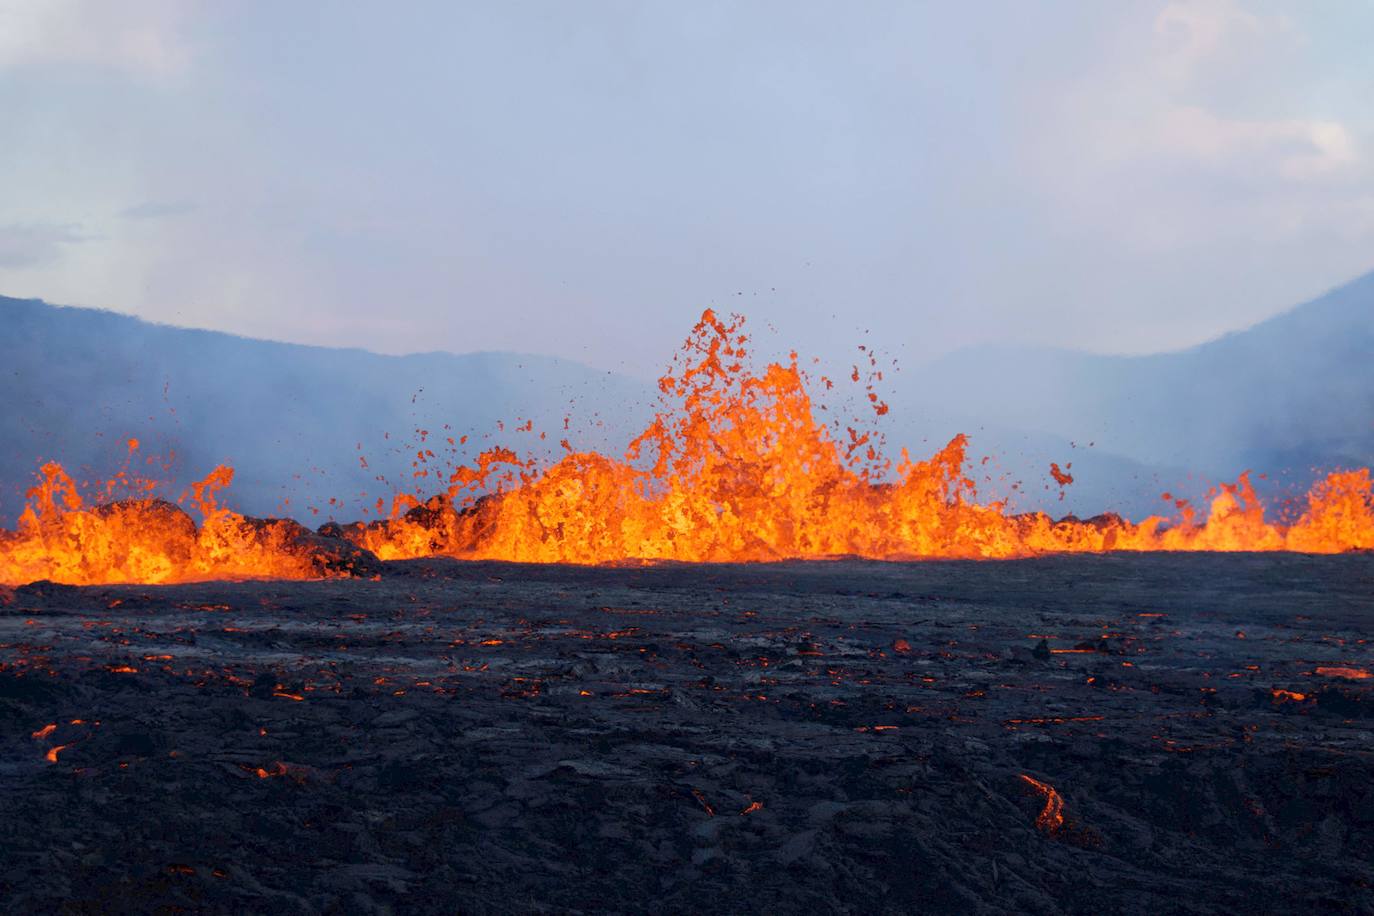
[2,311,1372,586]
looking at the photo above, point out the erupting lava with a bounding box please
[2,310,1372,585]
[0,461,372,586]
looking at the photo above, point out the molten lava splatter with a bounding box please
[342,311,1374,564]
[0,460,371,586]
[1,309,1372,585]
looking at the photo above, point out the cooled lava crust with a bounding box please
[2,553,1373,914]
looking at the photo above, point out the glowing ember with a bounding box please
[2,310,1372,585]
[1049,462,1074,487]
[1019,773,1065,833]
[1314,667,1372,680]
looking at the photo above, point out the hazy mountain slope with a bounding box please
[894,270,1374,485]
[0,296,655,523]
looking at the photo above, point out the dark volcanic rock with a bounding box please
[0,552,1372,914]
[242,515,383,577]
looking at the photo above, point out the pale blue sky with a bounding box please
[2,0,1372,376]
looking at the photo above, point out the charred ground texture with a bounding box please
[2,554,1373,915]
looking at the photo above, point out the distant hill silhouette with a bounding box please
[0,296,655,523]
[888,270,1374,517]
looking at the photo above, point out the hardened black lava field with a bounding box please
[2,553,1373,914]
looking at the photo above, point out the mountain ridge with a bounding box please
[894,269,1374,482]
[0,294,656,524]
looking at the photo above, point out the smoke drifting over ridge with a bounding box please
[0,295,653,524]
[884,270,1374,514]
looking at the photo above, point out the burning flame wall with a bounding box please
[2,311,1371,585]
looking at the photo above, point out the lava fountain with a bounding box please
[2,311,1371,585]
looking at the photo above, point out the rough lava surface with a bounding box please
[2,554,1373,914]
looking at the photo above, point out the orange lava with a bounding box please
[1315,667,1372,680]
[2,310,1372,585]
[1019,773,1065,833]
[1049,462,1074,487]
[343,312,1374,564]
[0,462,368,586]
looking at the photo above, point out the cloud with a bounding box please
[1029,1,1370,250]
[1108,106,1360,183]
[119,200,198,221]
[1145,2,1361,187]
[0,0,193,77]
[1153,0,1265,82]
[0,223,90,268]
